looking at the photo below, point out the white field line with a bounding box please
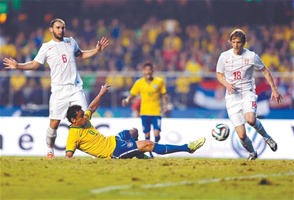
[90,171,294,194]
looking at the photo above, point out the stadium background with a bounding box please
[0,0,293,119]
[1,2,293,199]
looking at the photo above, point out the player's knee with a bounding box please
[246,118,256,126]
[239,134,247,140]
[147,140,155,151]
[136,140,154,152]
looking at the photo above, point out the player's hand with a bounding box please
[3,57,18,69]
[163,105,169,114]
[226,83,235,94]
[96,37,109,52]
[100,83,110,95]
[271,89,283,104]
[121,98,128,107]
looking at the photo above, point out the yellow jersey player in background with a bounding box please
[122,63,168,157]
[65,83,206,159]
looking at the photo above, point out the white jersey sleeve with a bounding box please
[34,44,47,65]
[216,52,226,73]
[253,53,265,71]
[72,38,82,57]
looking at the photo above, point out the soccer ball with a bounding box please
[212,123,230,141]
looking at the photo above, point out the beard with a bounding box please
[52,31,64,41]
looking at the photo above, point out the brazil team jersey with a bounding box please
[130,77,167,116]
[66,110,116,158]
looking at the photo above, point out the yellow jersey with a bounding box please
[130,77,167,116]
[66,110,116,159]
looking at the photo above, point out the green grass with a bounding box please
[1,157,293,200]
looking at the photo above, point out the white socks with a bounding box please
[46,127,57,153]
[240,136,255,153]
[253,118,270,140]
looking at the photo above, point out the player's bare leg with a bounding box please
[46,119,60,159]
[235,124,257,160]
[128,128,150,159]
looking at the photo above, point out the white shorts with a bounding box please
[49,85,87,120]
[225,91,257,127]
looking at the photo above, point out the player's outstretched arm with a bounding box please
[3,57,40,70]
[78,37,109,60]
[261,67,283,103]
[88,83,110,113]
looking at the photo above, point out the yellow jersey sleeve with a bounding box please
[85,110,92,120]
[130,79,141,96]
[66,129,79,153]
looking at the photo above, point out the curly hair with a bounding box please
[66,105,82,123]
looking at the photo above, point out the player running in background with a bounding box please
[216,29,283,160]
[3,18,109,159]
[122,62,168,158]
[65,83,206,159]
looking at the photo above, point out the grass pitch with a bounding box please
[1,157,293,200]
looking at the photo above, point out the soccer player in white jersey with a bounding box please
[3,18,109,159]
[216,29,283,160]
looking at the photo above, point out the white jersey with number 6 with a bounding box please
[216,48,264,99]
[34,37,83,88]
[33,37,87,120]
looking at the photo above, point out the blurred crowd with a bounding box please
[0,0,293,110]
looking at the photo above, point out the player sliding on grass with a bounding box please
[216,29,283,160]
[65,83,206,159]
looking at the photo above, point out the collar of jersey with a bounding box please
[70,122,91,129]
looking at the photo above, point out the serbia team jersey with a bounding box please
[216,48,264,96]
[34,37,83,87]
[130,77,167,116]
[66,110,116,159]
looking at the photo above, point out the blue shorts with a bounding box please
[112,130,139,159]
[141,116,162,133]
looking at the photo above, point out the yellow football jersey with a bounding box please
[130,77,167,116]
[66,110,116,159]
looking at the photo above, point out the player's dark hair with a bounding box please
[50,18,65,28]
[229,29,246,44]
[143,62,153,69]
[66,105,82,123]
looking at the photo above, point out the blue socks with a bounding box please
[145,136,160,142]
[155,136,161,143]
[153,143,189,154]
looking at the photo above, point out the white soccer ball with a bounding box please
[212,123,230,141]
